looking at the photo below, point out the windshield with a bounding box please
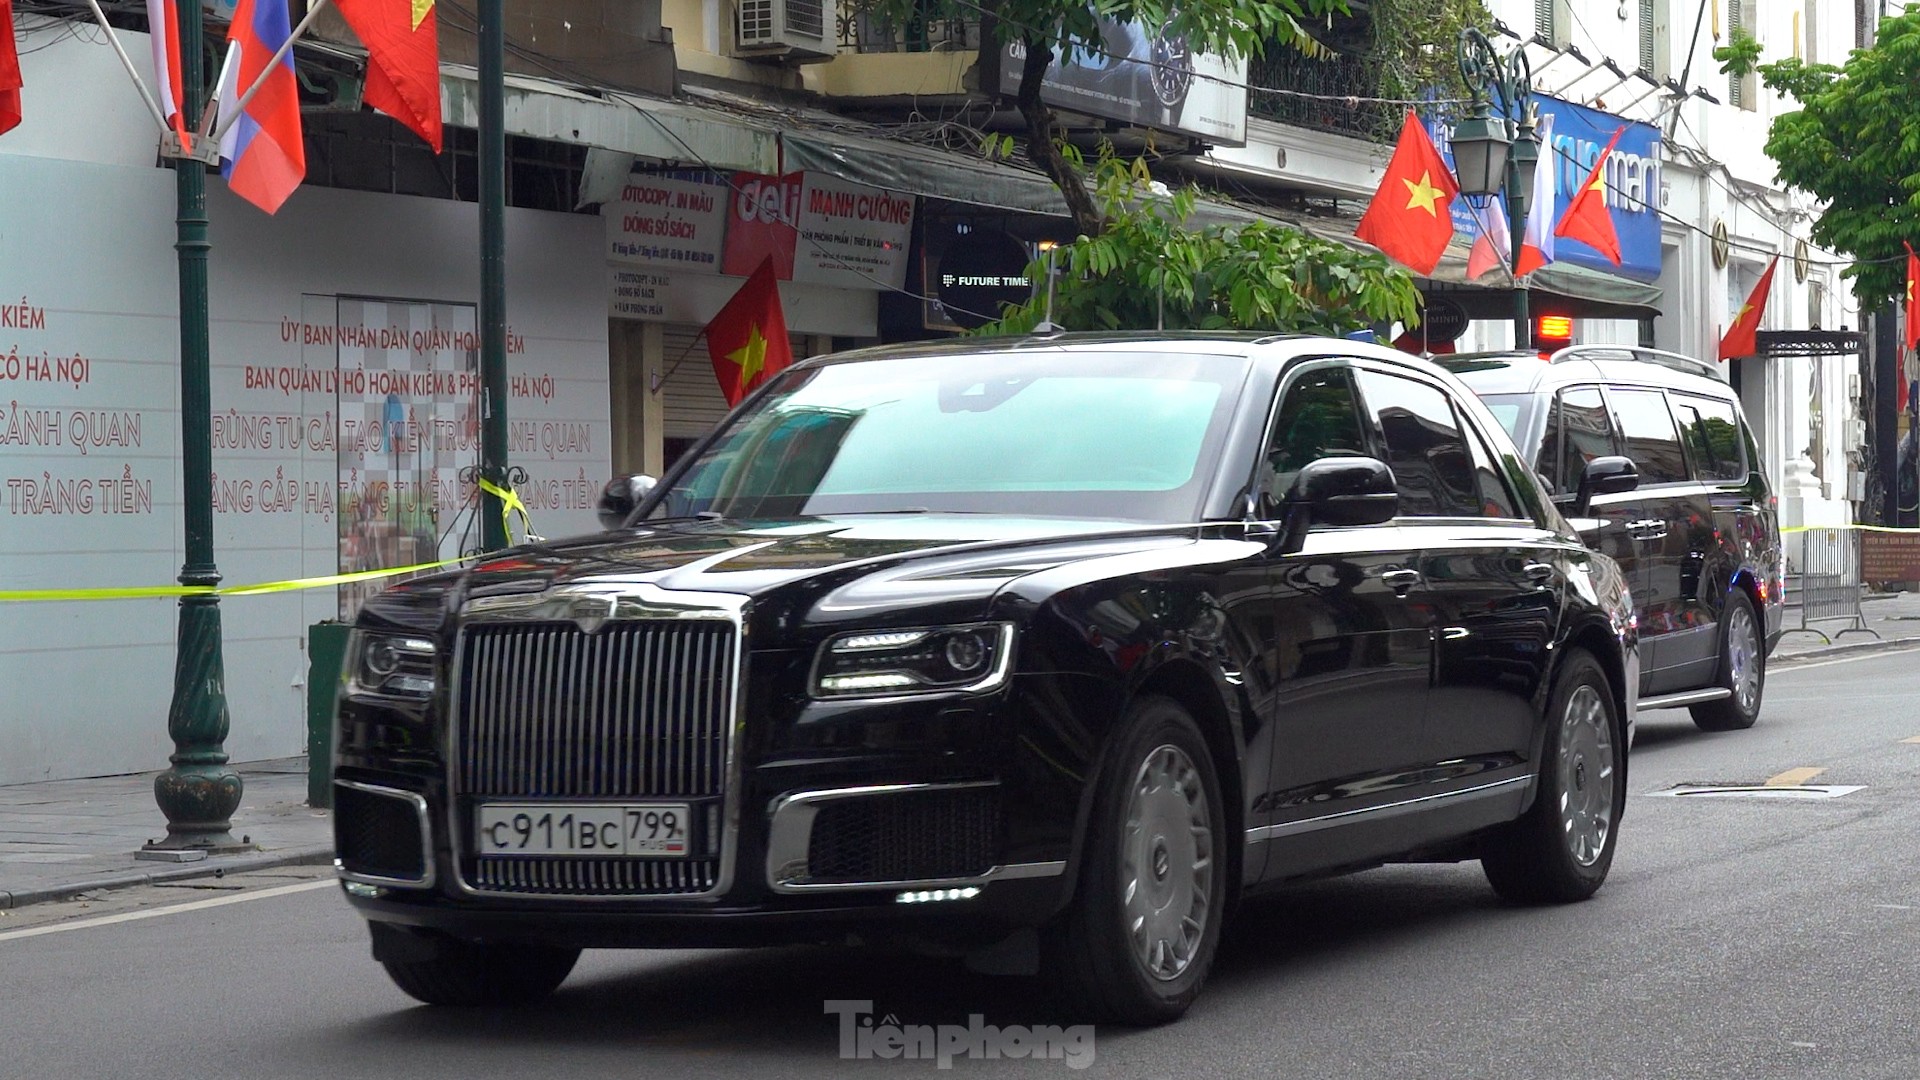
[646,349,1246,523]
[1478,394,1530,440]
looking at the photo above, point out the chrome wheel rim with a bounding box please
[1121,743,1213,982]
[1728,604,1761,715]
[1558,684,1616,867]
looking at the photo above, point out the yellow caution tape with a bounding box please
[0,557,472,603]
[477,476,542,545]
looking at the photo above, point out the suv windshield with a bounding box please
[646,350,1245,523]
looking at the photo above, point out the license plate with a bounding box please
[475,803,691,858]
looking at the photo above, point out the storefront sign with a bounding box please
[932,231,1034,330]
[1001,18,1249,145]
[1862,531,1920,585]
[1426,94,1664,283]
[603,173,728,272]
[720,171,915,291]
[1421,296,1470,343]
[607,266,879,338]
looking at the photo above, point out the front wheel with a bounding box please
[1481,648,1623,904]
[1690,590,1764,731]
[381,939,580,1006]
[1045,696,1226,1026]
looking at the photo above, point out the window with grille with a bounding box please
[1730,0,1755,111]
[1638,0,1669,79]
[1535,0,1565,46]
[1639,0,1656,72]
[1803,0,1819,61]
[1857,0,1874,48]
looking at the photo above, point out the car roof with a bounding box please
[1437,345,1735,399]
[797,331,1461,382]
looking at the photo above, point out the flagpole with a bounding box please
[207,0,332,143]
[147,0,245,855]
[79,0,170,132]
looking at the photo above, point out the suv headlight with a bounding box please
[811,623,1016,698]
[347,630,437,698]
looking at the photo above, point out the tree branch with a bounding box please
[1015,34,1104,238]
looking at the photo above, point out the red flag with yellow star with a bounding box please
[334,0,442,151]
[1554,126,1625,265]
[1355,110,1459,275]
[706,255,792,407]
[1717,256,1777,361]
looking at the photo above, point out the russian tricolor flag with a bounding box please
[216,0,304,214]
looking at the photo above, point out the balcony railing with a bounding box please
[836,10,978,53]
[1247,47,1395,143]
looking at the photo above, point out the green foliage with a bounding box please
[977,150,1422,336]
[1368,0,1495,136]
[1756,9,1920,306]
[1714,26,1762,78]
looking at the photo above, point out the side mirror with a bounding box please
[596,474,657,530]
[1570,456,1638,516]
[1285,456,1399,528]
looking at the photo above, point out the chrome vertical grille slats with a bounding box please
[453,615,736,898]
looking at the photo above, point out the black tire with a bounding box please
[1044,695,1227,1026]
[381,939,580,1006]
[1690,590,1764,731]
[1482,649,1623,905]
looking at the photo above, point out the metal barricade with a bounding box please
[1783,527,1879,644]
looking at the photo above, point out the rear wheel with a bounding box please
[1045,696,1226,1026]
[1690,590,1763,731]
[381,939,580,1006]
[1482,649,1622,904]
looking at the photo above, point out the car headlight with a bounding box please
[811,623,1016,698]
[347,630,437,698]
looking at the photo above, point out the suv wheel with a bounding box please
[1690,590,1764,731]
[1482,649,1622,904]
[1045,695,1225,1026]
[381,939,580,1006]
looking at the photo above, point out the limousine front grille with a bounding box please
[452,619,737,897]
[455,621,734,799]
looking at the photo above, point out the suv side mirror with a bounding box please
[1570,455,1638,516]
[596,473,657,530]
[1285,456,1399,528]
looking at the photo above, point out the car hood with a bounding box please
[373,515,1206,640]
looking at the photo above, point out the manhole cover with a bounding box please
[1646,784,1865,800]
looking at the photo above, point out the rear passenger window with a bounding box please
[1543,387,1617,496]
[1354,369,1480,516]
[1609,388,1688,485]
[1674,394,1748,481]
[1464,423,1521,518]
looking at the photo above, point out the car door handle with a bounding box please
[1626,519,1669,541]
[1523,562,1556,585]
[1381,568,1423,594]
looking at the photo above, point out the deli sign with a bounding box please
[721,171,915,291]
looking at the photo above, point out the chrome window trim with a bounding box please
[764,781,1065,893]
[1243,775,1532,844]
[446,582,750,902]
[333,779,436,890]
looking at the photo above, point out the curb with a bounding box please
[0,844,334,910]
[1771,635,1920,667]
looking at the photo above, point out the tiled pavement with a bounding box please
[2,591,1917,910]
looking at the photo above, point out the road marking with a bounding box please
[1766,767,1826,787]
[0,879,333,943]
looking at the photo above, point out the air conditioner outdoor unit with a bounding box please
[733,0,835,62]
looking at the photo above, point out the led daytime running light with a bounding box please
[832,630,930,652]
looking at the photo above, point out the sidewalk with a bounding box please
[2,595,1917,911]
[0,758,332,909]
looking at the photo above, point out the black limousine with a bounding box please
[332,333,1639,1024]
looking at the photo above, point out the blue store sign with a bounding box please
[1424,95,1663,283]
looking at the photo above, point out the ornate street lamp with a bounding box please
[1456,27,1540,346]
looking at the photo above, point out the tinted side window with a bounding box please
[1354,370,1478,516]
[1609,387,1688,484]
[1552,387,1616,496]
[1263,366,1370,509]
[1674,394,1748,481]
[1464,422,1522,517]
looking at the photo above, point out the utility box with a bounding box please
[307,622,351,809]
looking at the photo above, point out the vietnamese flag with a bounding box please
[0,0,21,136]
[1554,127,1625,265]
[334,0,442,151]
[1355,109,1459,276]
[706,256,793,407]
[1902,242,1920,412]
[1717,256,1777,360]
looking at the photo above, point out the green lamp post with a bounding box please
[1452,27,1541,347]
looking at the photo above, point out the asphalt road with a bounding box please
[3,649,1918,1079]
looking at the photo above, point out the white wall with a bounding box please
[0,34,610,784]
